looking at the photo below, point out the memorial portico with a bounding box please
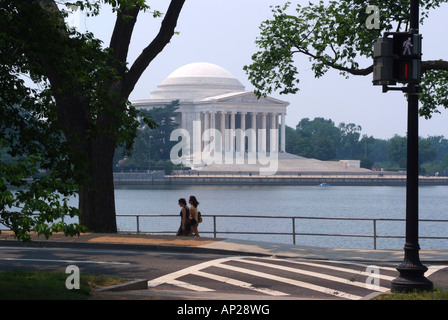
[132,62,289,163]
[194,109,285,153]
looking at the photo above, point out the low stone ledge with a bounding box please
[98,279,148,292]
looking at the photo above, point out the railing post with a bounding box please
[373,219,377,250]
[136,215,140,235]
[213,215,217,238]
[292,217,296,245]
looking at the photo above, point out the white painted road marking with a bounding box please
[238,258,390,293]
[147,257,235,290]
[146,256,402,299]
[0,257,130,265]
[164,279,214,292]
[146,256,448,300]
[269,258,396,282]
[194,270,289,296]
[215,262,362,300]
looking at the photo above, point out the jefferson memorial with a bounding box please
[133,62,288,155]
[133,62,367,173]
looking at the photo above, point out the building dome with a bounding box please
[150,62,246,100]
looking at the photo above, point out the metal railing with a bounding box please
[116,214,448,250]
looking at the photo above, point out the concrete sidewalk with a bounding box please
[200,238,448,263]
[1,231,447,263]
[2,231,447,300]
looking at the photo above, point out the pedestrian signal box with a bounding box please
[373,32,422,86]
[373,37,395,85]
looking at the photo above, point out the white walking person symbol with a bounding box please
[403,37,413,55]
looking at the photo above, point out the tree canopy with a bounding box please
[285,116,443,173]
[244,0,448,118]
[1,0,185,235]
[0,61,82,241]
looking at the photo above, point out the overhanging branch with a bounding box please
[109,4,140,75]
[421,60,448,73]
[295,48,448,77]
[295,47,373,76]
[122,0,185,98]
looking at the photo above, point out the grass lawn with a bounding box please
[374,287,448,300]
[0,270,126,300]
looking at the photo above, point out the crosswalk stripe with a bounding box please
[239,259,390,293]
[147,257,235,290]
[215,262,363,300]
[266,258,395,281]
[165,279,215,292]
[195,270,289,296]
[426,265,448,277]
[146,256,424,298]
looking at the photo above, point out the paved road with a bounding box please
[144,255,447,300]
[1,246,446,300]
[0,246,218,279]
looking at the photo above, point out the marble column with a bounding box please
[229,111,236,152]
[270,113,278,153]
[239,112,246,155]
[204,111,210,151]
[250,112,257,153]
[260,112,267,153]
[210,111,216,131]
[220,111,226,152]
[192,112,201,156]
[281,113,286,153]
[210,110,216,151]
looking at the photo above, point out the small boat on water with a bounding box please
[319,182,330,187]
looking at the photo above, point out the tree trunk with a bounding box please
[30,0,186,233]
[78,133,117,233]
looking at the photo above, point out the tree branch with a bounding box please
[295,47,373,76]
[122,0,185,98]
[422,60,448,73]
[296,47,448,77]
[109,4,140,75]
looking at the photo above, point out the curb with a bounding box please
[97,279,149,292]
[0,239,265,258]
[2,239,447,264]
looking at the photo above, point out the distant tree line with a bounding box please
[113,105,448,175]
[285,117,448,174]
[113,100,182,173]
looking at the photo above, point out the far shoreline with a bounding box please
[113,171,448,186]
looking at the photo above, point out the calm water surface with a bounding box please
[107,184,448,250]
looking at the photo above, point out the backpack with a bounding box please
[197,211,203,223]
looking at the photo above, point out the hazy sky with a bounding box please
[72,0,448,140]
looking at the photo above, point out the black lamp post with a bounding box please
[390,0,433,293]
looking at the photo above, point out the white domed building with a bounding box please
[133,62,368,173]
[133,62,289,163]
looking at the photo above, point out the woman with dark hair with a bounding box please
[176,198,191,236]
[189,195,200,237]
